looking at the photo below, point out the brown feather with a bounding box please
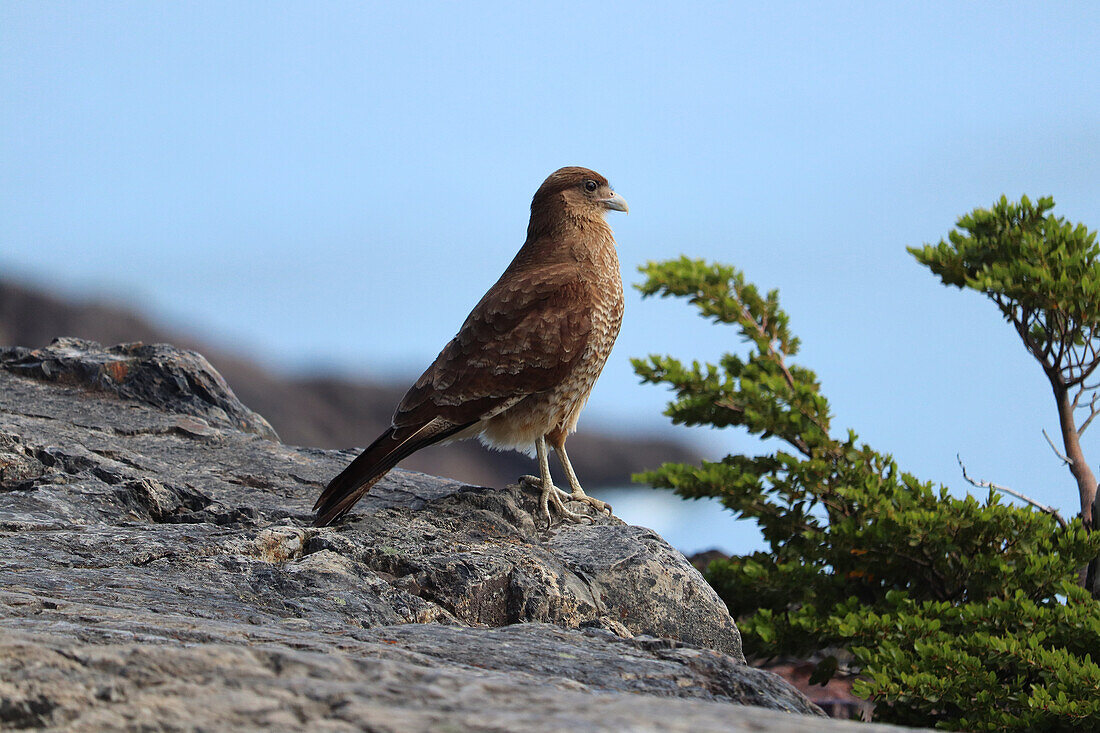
[312,418,473,526]
[395,264,594,428]
[314,166,624,526]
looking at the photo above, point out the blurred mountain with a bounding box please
[0,278,700,488]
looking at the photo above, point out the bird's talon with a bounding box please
[544,488,585,525]
[563,493,611,516]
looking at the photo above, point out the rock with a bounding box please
[0,279,705,489]
[0,339,910,731]
[0,338,278,440]
[0,625,903,732]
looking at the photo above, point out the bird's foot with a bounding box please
[563,489,612,516]
[543,488,588,526]
[519,475,588,527]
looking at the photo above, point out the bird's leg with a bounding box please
[550,434,612,515]
[520,436,585,526]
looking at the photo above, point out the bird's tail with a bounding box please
[313,418,472,527]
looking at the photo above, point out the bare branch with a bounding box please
[1062,331,1100,388]
[1077,350,1100,386]
[1013,309,1057,374]
[1043,428,1074,466]
[1079,392,1100,438]
[1049,310,1063,362]
[1051,310,1069,363]
[957,455,1067,528]
[1069,376,1095,411]
[1085,331,1099,362]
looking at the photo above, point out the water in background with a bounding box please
[589,486,764,556]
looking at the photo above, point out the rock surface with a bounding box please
[0,278,704,488]
[0,339,908,731]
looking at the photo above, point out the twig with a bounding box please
[957,454,1067,528]
[730,281,796,391]
[1078,392,1100,437]
[1043,428,1073,466]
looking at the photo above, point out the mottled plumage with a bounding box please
[314,167,627,527]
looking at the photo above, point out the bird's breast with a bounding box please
[534,238,625,428]
[476,236,624,451]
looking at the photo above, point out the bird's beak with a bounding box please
[598,192,629,213]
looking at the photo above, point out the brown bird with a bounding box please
[313,166,628,527]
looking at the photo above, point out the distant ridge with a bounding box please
[0,277,700,488]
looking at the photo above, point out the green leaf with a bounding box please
[632,244,1100,731]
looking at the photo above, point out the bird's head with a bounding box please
[529,167,628,236]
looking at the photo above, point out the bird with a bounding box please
[313,166,628,528]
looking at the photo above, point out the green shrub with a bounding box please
[633,255,1100,729]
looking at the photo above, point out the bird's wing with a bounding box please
[313,263,593,526]
[394,262,594,427]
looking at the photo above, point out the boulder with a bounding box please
[0,339,907,731]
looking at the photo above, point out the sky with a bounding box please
[3,2,1100,551]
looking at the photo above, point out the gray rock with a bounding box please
[0,339,912,731]
[0,337,278,441]
[0,280,706,490]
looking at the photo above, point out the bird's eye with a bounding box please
[584,180,597,192]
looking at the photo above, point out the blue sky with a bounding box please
[3,2,1100,547]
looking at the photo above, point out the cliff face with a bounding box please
[0,338,915,732]
[0,278,701,489]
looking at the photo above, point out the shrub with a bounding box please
[633,256,1100,729]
